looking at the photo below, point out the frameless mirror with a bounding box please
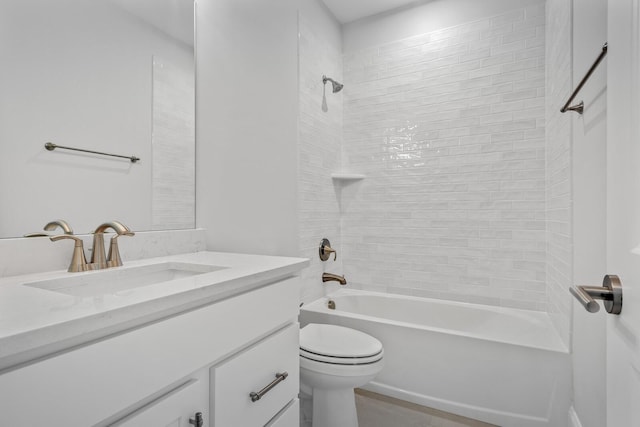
[0,0,195,238]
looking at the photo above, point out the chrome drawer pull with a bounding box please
[249,372,288,402]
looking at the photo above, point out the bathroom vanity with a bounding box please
[0,251,307,426]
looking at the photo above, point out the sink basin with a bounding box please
[24,262,227,297]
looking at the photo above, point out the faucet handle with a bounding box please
[319,238,337,261]
[50,235,89,272]
[106,233,133,268]
[106,222,134,267]
[24,232,50,238]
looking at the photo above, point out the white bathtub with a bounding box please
[300,289,570,427]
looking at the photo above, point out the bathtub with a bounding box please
[299,289,570,427]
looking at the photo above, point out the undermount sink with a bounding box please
[24,262,227,297]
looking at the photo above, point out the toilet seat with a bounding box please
[300,348,383,365]
[300,324,384,365]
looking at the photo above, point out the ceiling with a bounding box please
[111,0,194,46]
[321,0,421,24]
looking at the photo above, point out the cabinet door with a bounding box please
[113,371,208,427]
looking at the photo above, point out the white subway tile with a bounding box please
[502,27,537,44]
[333,5,550,313]
[491,40,526,56]
[491,9,525,27]
[502,88,539,101]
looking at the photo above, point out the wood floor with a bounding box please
[355,389,497,427]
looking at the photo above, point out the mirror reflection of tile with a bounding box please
[152,55,195,231]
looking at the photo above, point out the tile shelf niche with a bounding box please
[330,173,366,181]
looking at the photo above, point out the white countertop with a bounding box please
[0,251,308,371]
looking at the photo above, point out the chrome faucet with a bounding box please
[90,221,134,269]
[322,272,347,285]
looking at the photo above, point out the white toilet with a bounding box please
[299,323,384,427]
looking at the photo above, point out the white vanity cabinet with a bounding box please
[0,276,300,427]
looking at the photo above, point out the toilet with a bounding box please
[299,323,384,427]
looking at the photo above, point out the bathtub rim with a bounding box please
[300,289,568,354]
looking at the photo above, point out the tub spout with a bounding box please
[322,272,347,285]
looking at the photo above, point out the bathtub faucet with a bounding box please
[322,272,347,285]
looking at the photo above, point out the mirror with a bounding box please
[0,0,195,238]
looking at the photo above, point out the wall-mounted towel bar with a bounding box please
[44,142,140,163]
[560,42,608,114]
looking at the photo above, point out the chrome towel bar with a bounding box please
[560,42,608,114]
[44,142,140,163]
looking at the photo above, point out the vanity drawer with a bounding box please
[211,324,299,426]
[267,399,299,427]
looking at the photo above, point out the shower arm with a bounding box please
[323,76,336,85]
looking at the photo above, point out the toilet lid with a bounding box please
[300,324,383,358]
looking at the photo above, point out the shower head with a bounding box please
[323,75,344,93]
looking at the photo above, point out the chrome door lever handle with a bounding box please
[189,412,203,427]
[570,274,623,314]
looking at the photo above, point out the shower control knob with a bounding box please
[319,238,337,261]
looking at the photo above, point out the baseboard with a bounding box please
[568,406,584,427]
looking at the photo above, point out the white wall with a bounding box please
[195,0,299,256]
[298,0,344,303]
[0,0,193,237]
[546,0,607,424]
[343,0,545,53]
[571,0,608,425]
[545,0,573,349]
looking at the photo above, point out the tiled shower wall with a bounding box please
[298,10,343,303]
[341,4,548,309]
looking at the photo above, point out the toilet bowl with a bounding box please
[299,323,384,427]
